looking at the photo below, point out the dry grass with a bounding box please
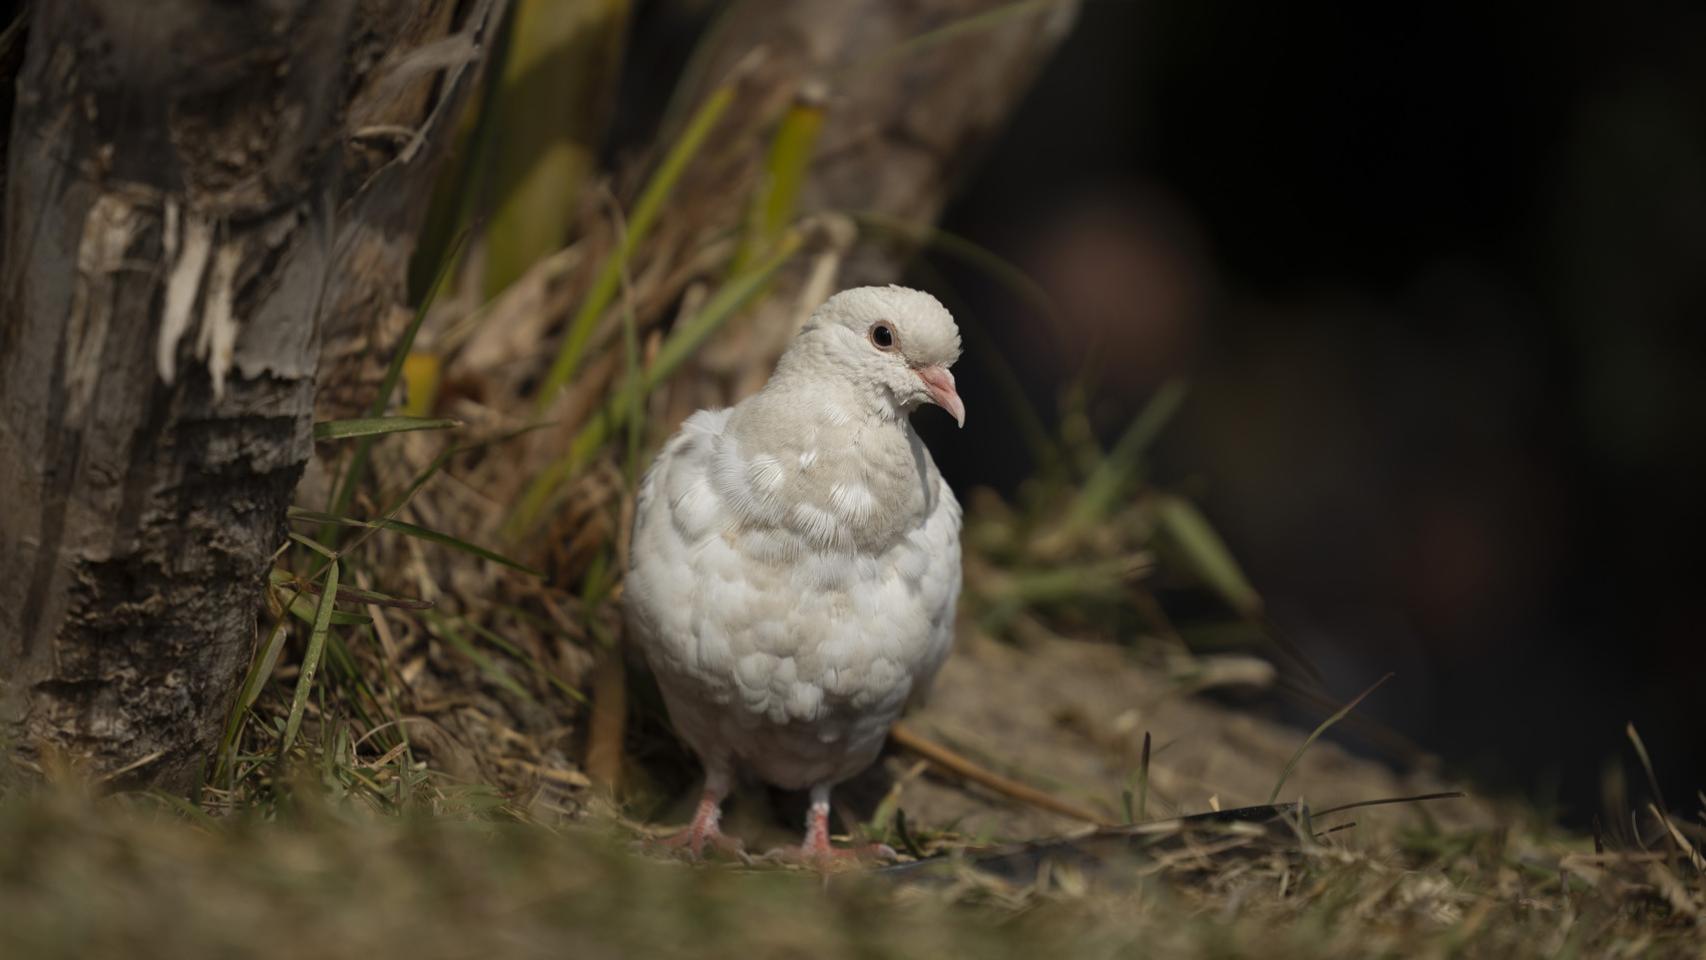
[2,768,1702,959]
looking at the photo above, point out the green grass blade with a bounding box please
[858,0,1068,72]
[322,581,434,611]
[730,97,823,275]
[367,517,543,577]
[509,230,802,534]
[288,532,338,559]
[239,620,292,716]
[285,592,372,627]
[282,560,340,756]
[274,566,368,624]
[369,233,467,424]
[323,230,469,547]
[1268,672,1393,803]
[428,614,537,705]
[459,618,588,705]
[754,101,821,250]
[976,557,1146,632]
[535,83,735,410]
[1153,490,1262,619]
[1061,379,1187,534]
[289,508,542,577]
[215,608,294,783]
[643,231,803,394]
[311,443,459,575]
[482,0,629,300]
[313,417,460,441]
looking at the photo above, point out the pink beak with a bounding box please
[916,365,965,427]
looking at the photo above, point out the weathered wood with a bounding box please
[0,0,500,790]
[674,0,1080,283]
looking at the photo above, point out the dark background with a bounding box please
[621,0,1706,823]
[927,0,1706,822]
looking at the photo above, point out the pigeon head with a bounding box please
[784,285,965,427]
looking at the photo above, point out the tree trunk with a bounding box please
[0,0,500,790]
[642,0,1084,406]
[461,0,1081,437]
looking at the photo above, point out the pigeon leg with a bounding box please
[767,783,896,869]
[654,766,743,859]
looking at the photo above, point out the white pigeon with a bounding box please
[623,285,964,863]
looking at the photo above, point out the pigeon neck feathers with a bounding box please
[708,285,960,553]
[717,375,935,553]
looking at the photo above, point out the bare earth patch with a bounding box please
[885,631,1486,842]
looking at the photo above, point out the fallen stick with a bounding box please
[888,722,1110,826]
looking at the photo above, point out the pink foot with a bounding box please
[649,791,746,861]
[654,826,746,859]
[764,800,895,870]
[765,840,896,870]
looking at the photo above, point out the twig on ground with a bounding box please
[889,722,1109,826]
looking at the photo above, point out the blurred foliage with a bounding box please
[483,0,629,301]
[2,776,1703,959]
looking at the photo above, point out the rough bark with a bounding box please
[0,0,500,790]
[677,0,1080,279]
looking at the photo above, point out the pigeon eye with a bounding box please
[869,322,897,351]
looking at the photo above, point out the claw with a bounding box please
[763,797,896,871]
[762,840,896,870]
[645,789,745,861]
[652,826,747,861]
